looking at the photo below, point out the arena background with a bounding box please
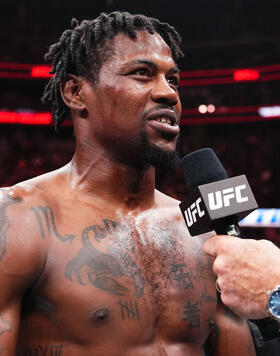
[0,0,279,242]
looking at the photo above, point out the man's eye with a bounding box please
[132,68,150,77]
[168,76,179,86]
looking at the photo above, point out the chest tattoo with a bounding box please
[65,219,145,297]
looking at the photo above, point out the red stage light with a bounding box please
[0,111,52,125]
[31,66,52,78]
[233,69,260,82]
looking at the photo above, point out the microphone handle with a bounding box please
[213,216,241,237]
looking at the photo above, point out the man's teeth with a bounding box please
[156,117,173,125]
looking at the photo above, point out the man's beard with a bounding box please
[118,131,181,171]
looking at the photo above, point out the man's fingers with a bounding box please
[202,235,227,257]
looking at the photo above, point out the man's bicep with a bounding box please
[0,190,44,285]
[205,302,256,356]
[0,296,21,354]
[0,189,47,352]
[0,238,39,354]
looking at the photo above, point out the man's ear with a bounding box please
[60,74,87,112]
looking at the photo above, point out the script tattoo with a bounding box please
[31,206,75,242]
[189,252,213,282]
[183,301,200,329]
[171,263,193,290]
[0,194,21,260]
[16,344,68,356]
[0,315,12,336]
[118,300,140,320]
[200,286,216,306]
[65,223,144,297]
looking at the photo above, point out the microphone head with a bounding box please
[181,148,228,191]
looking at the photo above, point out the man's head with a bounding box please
[42,11,183,131]
[43,12,183,169]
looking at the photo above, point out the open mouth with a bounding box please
[155,116,175,126]
[144,109,180,136]
[147,116,180,136]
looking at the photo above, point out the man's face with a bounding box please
[83,31,182,168]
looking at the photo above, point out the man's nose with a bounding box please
[150,75,179,107]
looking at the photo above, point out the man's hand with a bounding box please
[203,235,280,319]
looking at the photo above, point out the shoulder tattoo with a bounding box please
[0,193,22,261]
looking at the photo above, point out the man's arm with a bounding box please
[205,302,256,356]
[203,235,280,319]
[0,188,46,354]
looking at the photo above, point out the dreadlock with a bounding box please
[42,11,184,131]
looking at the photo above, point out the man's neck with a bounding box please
[67,142,156,211]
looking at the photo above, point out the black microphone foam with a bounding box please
[180,147,258,236]
[182,148,228,192]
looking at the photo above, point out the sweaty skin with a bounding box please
[0,32,255,356]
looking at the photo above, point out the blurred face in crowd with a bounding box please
[82,31,182,168]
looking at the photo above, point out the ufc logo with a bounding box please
[184,197,205,227]
[208,184,248,211]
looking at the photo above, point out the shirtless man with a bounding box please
[0,12,255,355]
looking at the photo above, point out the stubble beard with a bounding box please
[118,131,181,171]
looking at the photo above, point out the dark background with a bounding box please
[0,0,279,239]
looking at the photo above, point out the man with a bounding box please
[0,12,255,355]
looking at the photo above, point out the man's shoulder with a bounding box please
[0,170,67,244]
[0,175,57,280]
[0,168,66,208]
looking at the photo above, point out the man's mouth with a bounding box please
[145,109,180,136]
[155,116,175,126]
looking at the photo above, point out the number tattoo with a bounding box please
[118,300,140,320]
[16,344,68,356]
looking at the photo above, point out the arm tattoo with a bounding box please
[0,315,12,336]
[30,206,75,243]
[0,194,21,261]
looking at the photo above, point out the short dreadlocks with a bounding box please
[42,11,184,130]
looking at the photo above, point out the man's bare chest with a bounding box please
[25,204,217,344]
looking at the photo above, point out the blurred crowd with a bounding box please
[0,121,279,208]
[0,126,74,186]
[0,121,279,242]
